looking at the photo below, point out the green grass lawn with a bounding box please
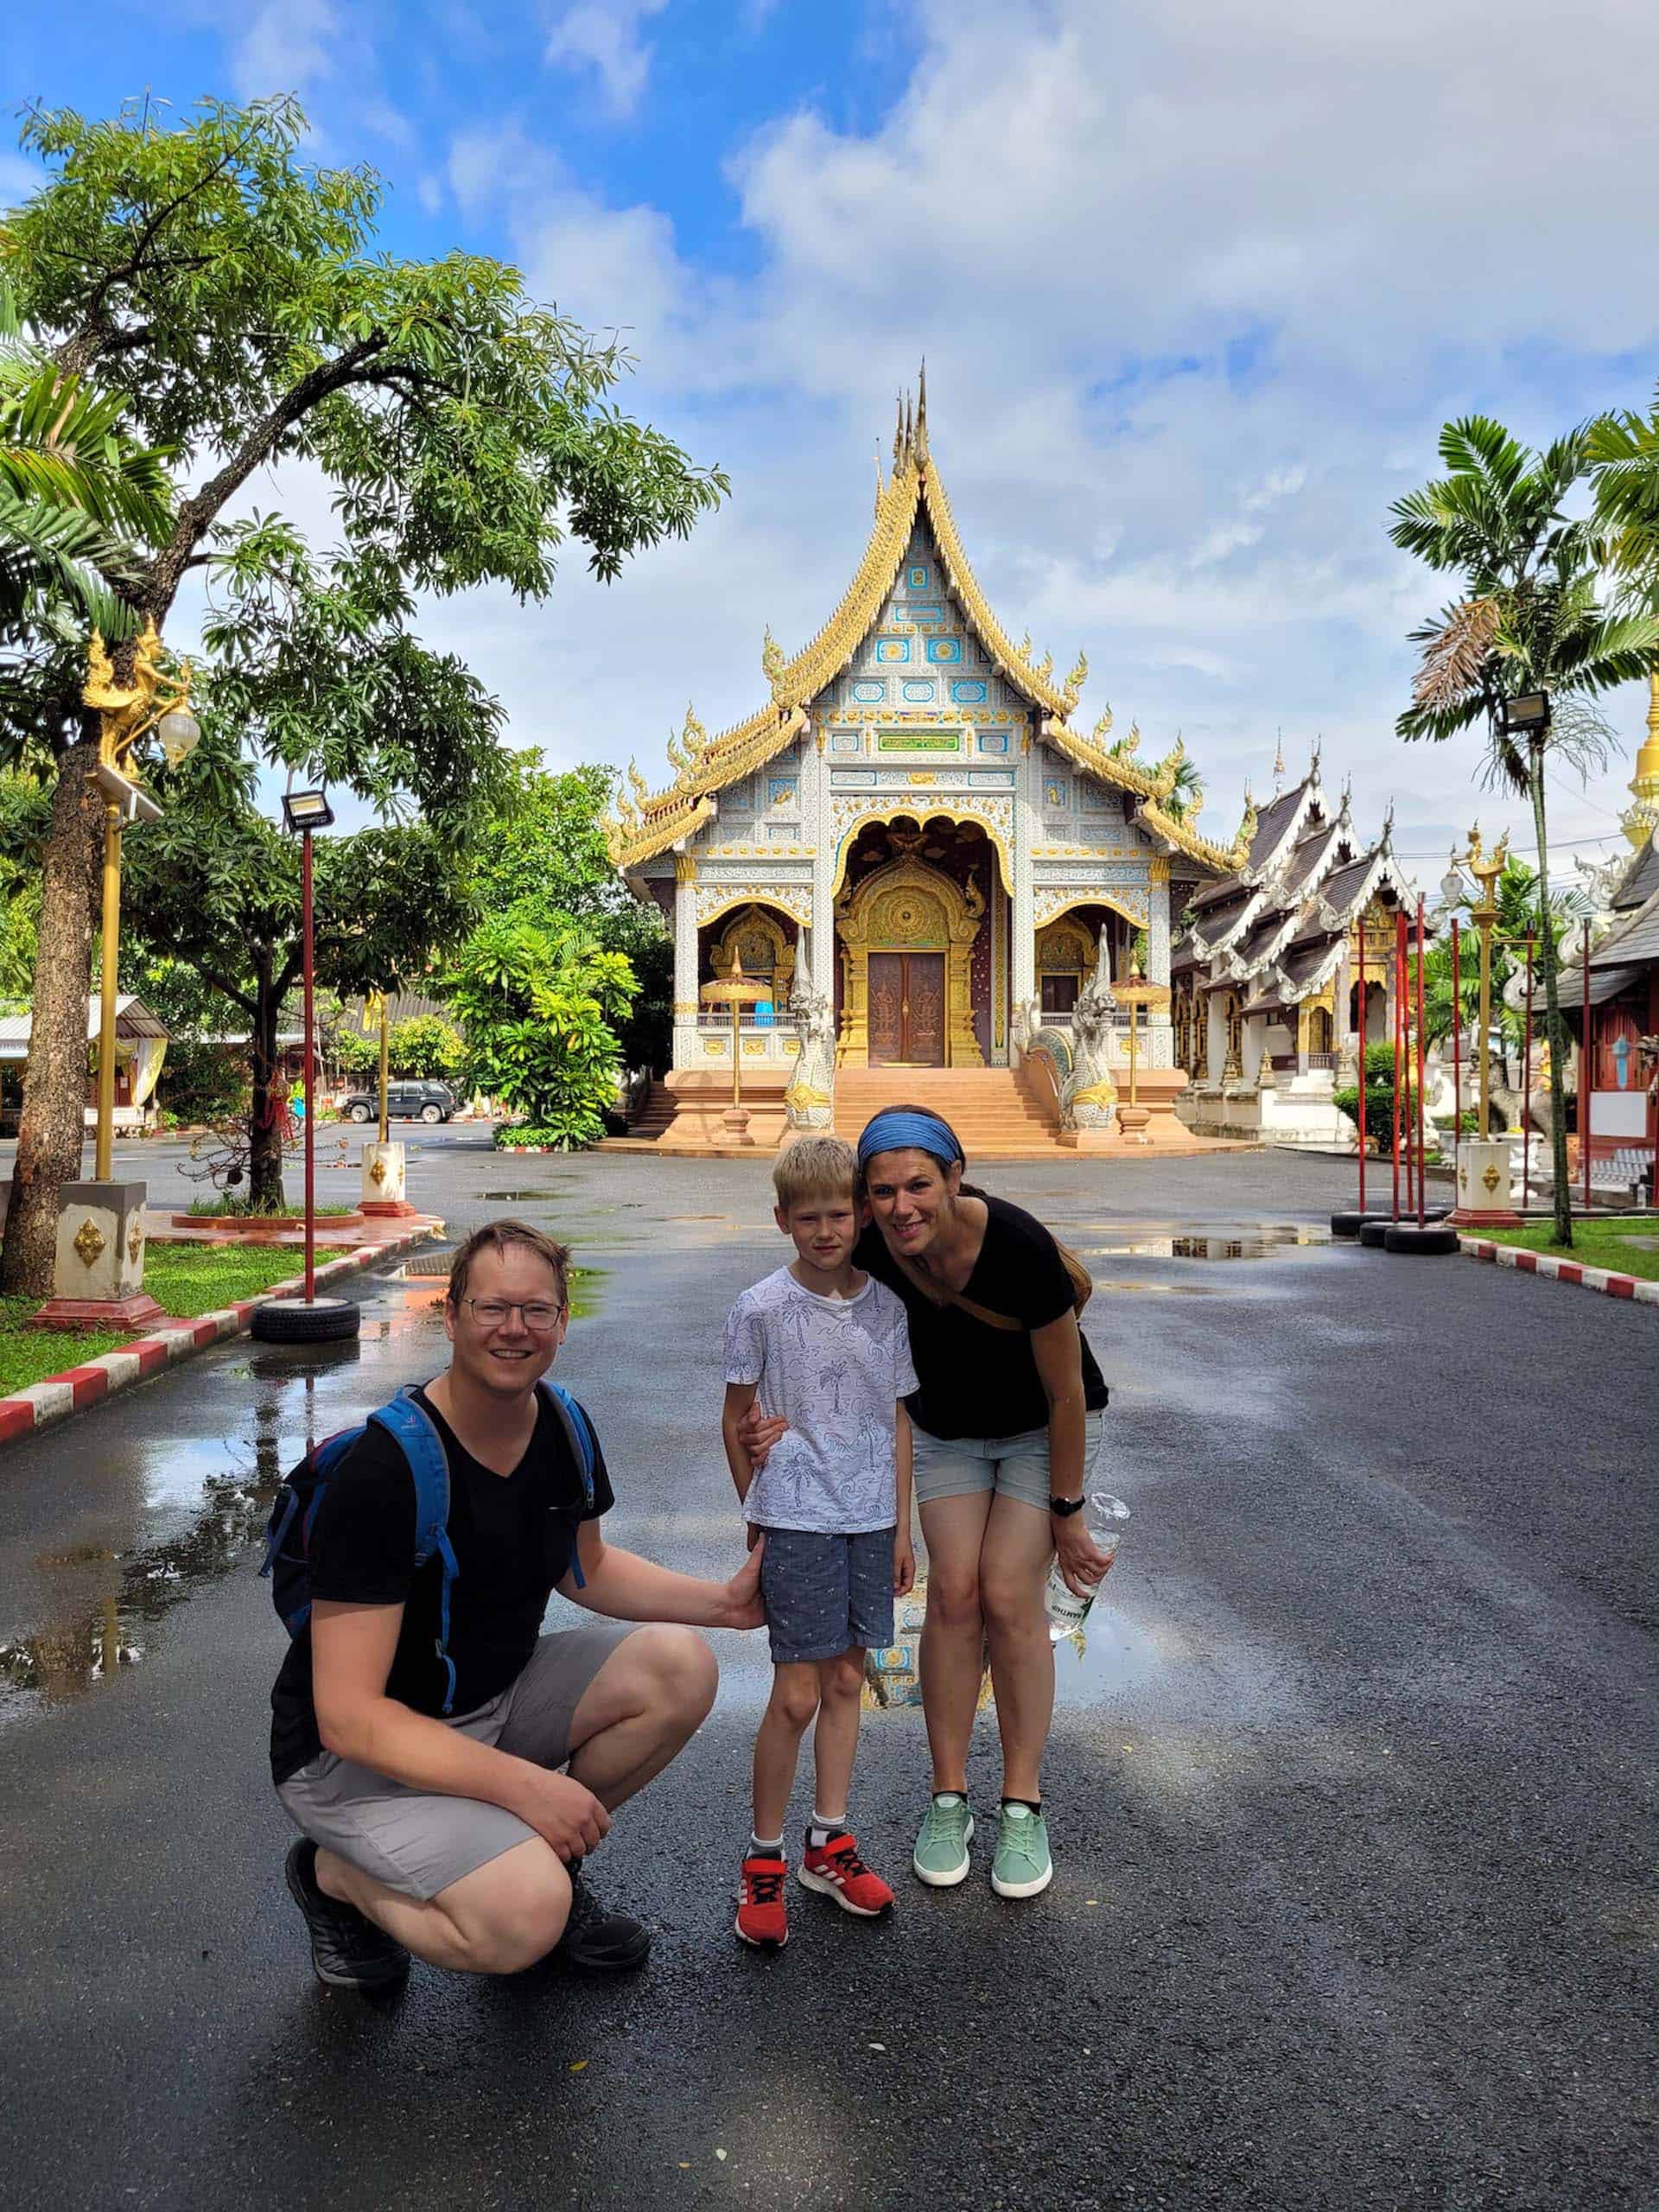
[0,1246,350,1395]
[1480,1217,1659,1282]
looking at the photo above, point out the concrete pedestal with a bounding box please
[359,1139,419,1220]
[33,1179,164,1330]
[1452,1136,1522,1225]
[1116,1103,1154,1146]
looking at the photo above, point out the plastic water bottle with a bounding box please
[1046,1492,1130,1642]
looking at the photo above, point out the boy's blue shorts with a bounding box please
[758,1525,896,1664]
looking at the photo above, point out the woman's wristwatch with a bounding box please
[1049,1494,1086,1517]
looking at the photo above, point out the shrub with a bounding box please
[389,1014,467,1079]
[446,917,637,1152]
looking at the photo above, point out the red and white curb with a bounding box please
[0,1224,440,1450]
[1459,1236,1659,1306]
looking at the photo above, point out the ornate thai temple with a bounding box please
[1170,751,1415,1145]
[605,387,1415,1156]
[606,380,1256,1153]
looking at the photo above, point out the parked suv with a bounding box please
[341,1079,457,1125]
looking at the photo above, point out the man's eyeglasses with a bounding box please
[461,1297,565,1333]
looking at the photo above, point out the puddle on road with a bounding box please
[857,1577,1164,1719]
[1073,1222,1332,1262]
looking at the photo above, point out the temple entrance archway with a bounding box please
[836,848,985,1066]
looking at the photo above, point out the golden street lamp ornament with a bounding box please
[35,626,197,1331]
[1112,955,1170,1145]
[1449,823,1521,1226]
[701,957,767,1144]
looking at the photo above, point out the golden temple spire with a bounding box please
[874,442,886,515]
[893,392,905,472]
[1623,666,1659,848]
[1272,730,1286,789]
[914,358,929,464]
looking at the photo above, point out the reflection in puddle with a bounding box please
[864,1577,994,1714]
[1076,1223,1331,1262]
[1,1411,287,1723]
[861,1580,1163,1716]
[1091,1278,1218,1297]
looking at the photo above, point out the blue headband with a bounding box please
[856,1109,964,1172]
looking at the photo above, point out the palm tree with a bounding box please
[1390,416,1659,1243]
[0,278,173,650]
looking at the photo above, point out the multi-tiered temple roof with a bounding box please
[606,376,1249,880]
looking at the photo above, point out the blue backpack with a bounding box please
[260,1380,597,1715]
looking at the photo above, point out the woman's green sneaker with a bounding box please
[990,1803,1052,1898]
[912,1792,975,1887]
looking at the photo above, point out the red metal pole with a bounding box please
[1356,916,1367,1212]
[302,826,316,1304]
[1522,935,1535,1212]
[1415,896,1427,1229]
[1451,918,1462,1192]
[1581,918,1592,1216]
[1397,915,1407,1230]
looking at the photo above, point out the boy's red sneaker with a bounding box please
[735,1852,789,1948]
[798,1830,895,1919]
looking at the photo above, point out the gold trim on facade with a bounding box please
[829,804,1014,898]
[835,855,985,1068]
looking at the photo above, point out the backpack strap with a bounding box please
[372,1390,460,1714]
[538,1379,597,1590]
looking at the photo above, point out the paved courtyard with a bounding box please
[1,1134,1655,2211]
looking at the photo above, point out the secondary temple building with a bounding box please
[607,387,1406,1154]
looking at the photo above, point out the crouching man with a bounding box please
[270,1218,763,1990]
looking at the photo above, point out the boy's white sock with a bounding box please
[748,1832,785,1857]
[807,1810,845,1849]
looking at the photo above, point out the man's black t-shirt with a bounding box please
[269,1384,613,1784]
[856,1194,1109,1440]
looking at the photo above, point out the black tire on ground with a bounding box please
[1382,1222,1460,1256]
[1331,1209,1392,1237]
[420,1103,443,1123]
[250,1296,362,1344]
[348,1104,371,1122]
[1357,1218,1394,1248]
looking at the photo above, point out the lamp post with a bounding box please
[251,791,361,1344]
[35,626,199,1330]
[700,957,766,1144]
[1450,823,1520,1225]
[1113,957,1170,1144]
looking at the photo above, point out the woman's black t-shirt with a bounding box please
[269,1384,613,1784]
[856,1194,1109,1440]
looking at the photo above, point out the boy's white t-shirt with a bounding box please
[722,1265,919,1535]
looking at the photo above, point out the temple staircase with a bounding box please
[831,1067,1060,1158]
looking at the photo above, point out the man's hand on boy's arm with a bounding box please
[561,1517,766,1630]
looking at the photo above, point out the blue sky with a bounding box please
[5,0,1659,883]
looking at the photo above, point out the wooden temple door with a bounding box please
[868,952,947,1065]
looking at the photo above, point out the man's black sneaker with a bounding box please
[551,1860,652,1971]
[283,1838,411,1991]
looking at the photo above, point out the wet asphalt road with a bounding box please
[1,1134,1656,2212]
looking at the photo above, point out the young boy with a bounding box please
[721,1134,918,1949]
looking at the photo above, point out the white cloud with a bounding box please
[210,0,1659,876]
[231,0,340,102]
[543,0,671,119]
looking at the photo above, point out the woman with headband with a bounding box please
[753,1103,1113,1901]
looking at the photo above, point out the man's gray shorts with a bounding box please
[276,1621,636,1901]
[759,1525,896,1664]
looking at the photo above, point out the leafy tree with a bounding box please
[444,915,637,1151]
[0,93,724,1292]
[1389,416,1659,1243]
[389,1014,466,1080]
[1588,378,1659,609]
[119,727,475,1205]
[468,754,672,1072]
[329,1027,379,1081]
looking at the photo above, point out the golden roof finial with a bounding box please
[874,442,886,516]
[902,388,914,466]
[666,726,690,775]
[1233,787,1260,863]
[1018,630,1032,662]
[1035,647,1054,684]
[893,392,905,472]
[683,701,709,757]
[1092,702,1115,743]
[1062,650,1088,710]
[761,625,787,699]
[626,758,650,807]
[914,358,929,464]
[1272,730,1286,785]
